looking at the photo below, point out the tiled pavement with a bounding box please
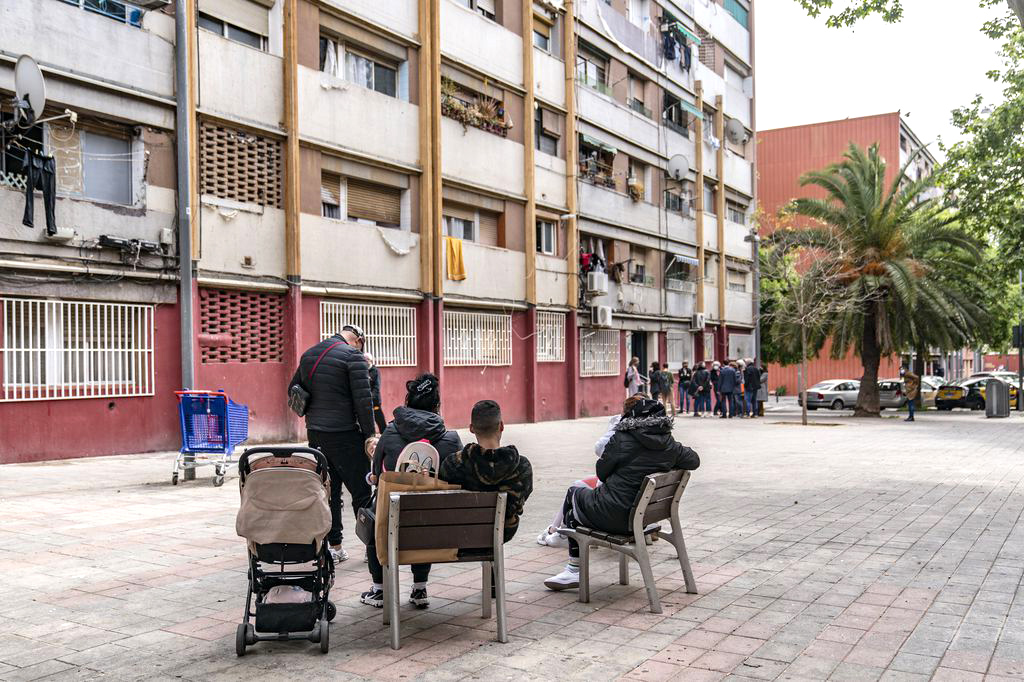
[3,410,1024,680]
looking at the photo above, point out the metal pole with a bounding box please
[1018,269,1023,411]
[175,1,194,391]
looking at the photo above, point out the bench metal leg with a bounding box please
[382,565,390,626]
[481,561,492,619]
[634,540,662,614]
[667,517,698,594]
[619,554,629,585]
[494,547,508,643]
[577,538,591,604]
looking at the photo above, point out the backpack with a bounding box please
[623,367,631,388]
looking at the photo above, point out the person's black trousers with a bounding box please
[366,543,431,585]
[308,429,371,546]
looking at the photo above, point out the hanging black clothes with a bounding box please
[662,33,677,61]
[682,43,692,71]
[21,149,57,235]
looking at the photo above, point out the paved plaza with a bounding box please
[3,408,1024,681]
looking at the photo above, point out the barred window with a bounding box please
[536,311,565,362]
[580,328,620,377]
[199,121,282,208]
[200,289,285,363]
[1,298,155,402]
[444,311,512,367]
[320,301,416,367]
[667,330,693,367]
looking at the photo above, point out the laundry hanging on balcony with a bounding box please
[445,236,466,281]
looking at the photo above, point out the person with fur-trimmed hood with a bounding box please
[544,397,700,591]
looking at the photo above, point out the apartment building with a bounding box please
[756,112,946,394]
[0,0,756,463]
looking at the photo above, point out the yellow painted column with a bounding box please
[283,0,300,280]
[694,82,704,314]
[523,0,537,304]
[715,97,726,328]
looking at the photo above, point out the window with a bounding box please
[663,93,690,138]
[667,330,693,367]
[319,36,340,77]
[724,0,750,29]
[580,329,620,377]
[61,0,143,27]
[48,124,132,205]
[440,78,509,137]
[728,332,754,360]
[444,311,512,366]
[703,331,715,361]
[627,0,647,28]
[444,216,475,241]
[579,135,616,188]
[536,311,565,362]
[347,179,401,228]
[320,301,416,366]
[666,255,698,289]
[627,158,647,202]
[900,135,908,152]
[535,108,558,155]
[629,244,651,285]
[727,201,747,225]
[199,121,282,208]
[576,43,610,94]
[664,183,694,216]
[704,183,717,215]
[536,219,555,255]
[458,0,496,20]
[533,18,551,51]
[1,297,154,401]
[628,74,651,118]
[321,173,341,220]
[727,269,748,292]
[200,289,285,363]
[197,12,266,50]
[346,51,398,98]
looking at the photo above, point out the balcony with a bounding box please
[702,213,719,251]
[666,210,697,246]
[725,291,754,325]
[577,86,659,150]
[703,284,719,322]
[694,0,751,65]
[579,182,660,235]
[581,0,660,66]
[666,287,696,319]
[617,282,662,317]
[665,126,697,169]
[534,49,566,108]
[723,151,752,196]
[301,217,420,291]
[536,154,567,209]
[724,83,751,129]
[628,98,653,120]
[199,31,282,128]
[443,241,526,302]
[4,0,175,102]
[441,118,524,196]
[440,0,523,87]
[198,201,286,279]
[328,0,418,39]
[298,67,419,168]
[536,254,569,308]
[724,219,752,261]
[693,61,725,106]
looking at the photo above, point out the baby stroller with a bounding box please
[235,446,337,655]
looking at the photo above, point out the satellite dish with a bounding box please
[666,154,690,181]
[725,118,748,145]
[14,55,46,126]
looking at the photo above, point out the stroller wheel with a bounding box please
[171,472,179,486]
[325,601,337,622]
[319,620,329,653]
[235,623,247,656]
[213,474,225,487]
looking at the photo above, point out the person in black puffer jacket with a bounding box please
[289,325,376,564]
[544,397,699,591]
[361,373,462,611]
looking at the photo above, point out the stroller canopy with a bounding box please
[236,452,331,548]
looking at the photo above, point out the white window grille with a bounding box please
[667,330,693,368]
[320,301,416,367]
[536,311,565,362]
[444,311,512,366]
[1,298,155,402]
[580,328,620,377]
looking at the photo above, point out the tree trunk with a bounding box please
[855,308,882,417]
[800,323,808,426]
[914,345,926,408]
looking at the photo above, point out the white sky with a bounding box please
[755,0,1008,153]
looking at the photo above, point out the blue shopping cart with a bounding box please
[175,390,250,486]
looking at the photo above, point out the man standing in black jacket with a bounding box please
[289,324,376,563]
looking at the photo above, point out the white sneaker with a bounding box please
[536,531,550,546]
[544,566,580,591]
[543,532,569,548]
[330,545,349,563]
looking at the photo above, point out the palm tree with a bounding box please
[772,143,984,417]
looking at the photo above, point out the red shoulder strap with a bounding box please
[307,341,344,383]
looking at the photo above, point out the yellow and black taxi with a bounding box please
[935,377,1019,411]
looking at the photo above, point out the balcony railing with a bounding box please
[577,74,613,97]
[665,118,690,138]
[628,98,653,119]
[440,95,510,138]
[579,159,616,189]
[60,0,144,27]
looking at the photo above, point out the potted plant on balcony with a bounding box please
[627,177,645,202]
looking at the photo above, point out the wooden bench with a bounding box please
[560,469,696,613]
[383,490,508,649]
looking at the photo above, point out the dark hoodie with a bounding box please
[438,443,533,542]
[573,413,699,534]
[372,406,463,477]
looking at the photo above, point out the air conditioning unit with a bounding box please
[690,312,706,331]
[586,271,609,295]
[591,305,613,327]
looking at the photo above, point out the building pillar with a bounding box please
[694,82,705,317]
[525,306,538,422]
[567,309,580,418]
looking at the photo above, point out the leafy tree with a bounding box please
[795,0,903,27]
[774,144,986,417]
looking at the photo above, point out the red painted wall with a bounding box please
[983,354,1021,373]
[0,303,183,464]
[578,330,625,418]
[765,338,901,396]
[536,359,571,422]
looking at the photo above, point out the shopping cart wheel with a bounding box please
[213,474,225,487]
[319,620,329,653]
[235,623,247,656]
[171,472,179,486]
[325,601,337,622]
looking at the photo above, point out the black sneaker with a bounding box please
[360,588,383,608]
[409,587,430,609]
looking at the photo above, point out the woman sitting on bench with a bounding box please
[544,397,700,591]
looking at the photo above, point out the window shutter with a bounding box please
[442,203,476,222]
[541,109,560,136]
[478,211,498,246]
[198,0,269,36]
[321,173,341,206]
[346,178,401,226]
[477,0,497,15]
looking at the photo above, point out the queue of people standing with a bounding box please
[629,356,768,418]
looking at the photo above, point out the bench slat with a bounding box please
[642,500,675,524]
[397,491,498,510]
[398,524,495,551]
[400,508,496,526]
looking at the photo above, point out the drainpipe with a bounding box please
[175,0,194,391]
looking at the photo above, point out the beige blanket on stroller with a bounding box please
[236,463,331,550]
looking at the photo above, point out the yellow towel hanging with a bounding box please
[446,236,467,281]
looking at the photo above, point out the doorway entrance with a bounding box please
[631,331,648,379]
